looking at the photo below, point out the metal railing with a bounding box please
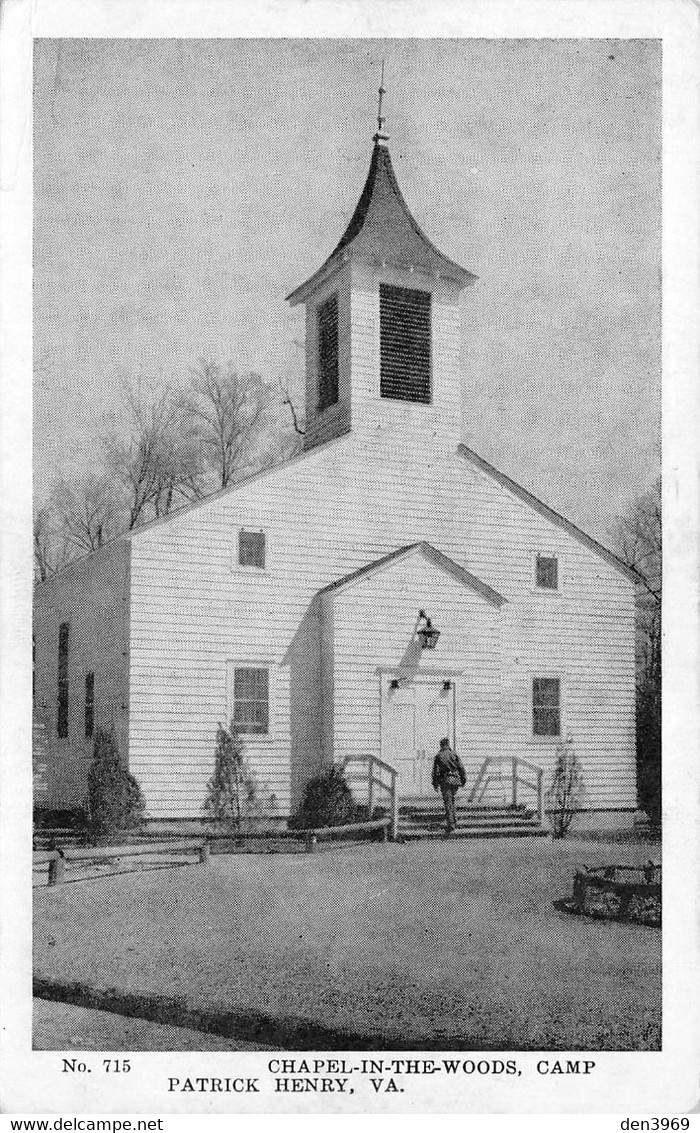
[467,755,544,823]
[341,753,399,841]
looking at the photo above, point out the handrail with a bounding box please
[468,756,544,823]
[471,754,543,776]
[341,754,399,841]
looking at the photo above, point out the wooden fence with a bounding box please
[34,818,392,885]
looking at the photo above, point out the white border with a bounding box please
[1,0,698,1117]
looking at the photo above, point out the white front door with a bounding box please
[382,678,455,798]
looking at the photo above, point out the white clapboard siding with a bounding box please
[326,551,502,779]
[125,423,636,819]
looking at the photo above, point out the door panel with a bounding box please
[382,679,456,798]
[383,690,416,796]
[416,684,454,795]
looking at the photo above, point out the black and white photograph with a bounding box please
[2,1,699,1117]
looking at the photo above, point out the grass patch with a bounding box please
[34,838,661,1050]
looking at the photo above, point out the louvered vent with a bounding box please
[380,284,431,404]
[317,293,339,410]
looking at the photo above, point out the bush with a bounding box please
[203,721,259,832]
[545,735,584,839]
[292,765,356,829]
[86,730,145,842]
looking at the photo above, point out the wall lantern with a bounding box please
[443,680,452,691]
[417,609,440,650]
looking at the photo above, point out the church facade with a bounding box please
[33,124,638,828]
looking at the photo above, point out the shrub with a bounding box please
[293,765,355,829]
[545,735,584,838]
[203,721,259,832]
[86,730,145,842]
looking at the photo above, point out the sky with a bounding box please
[33,38,661,539]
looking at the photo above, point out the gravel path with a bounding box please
[34,838,661,1051]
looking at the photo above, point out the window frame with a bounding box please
[226,661,273,741]
[236,528,267,572]
[534,552,561,594]
[379,282,432,406]
[317,291,339,412]
[530,675,563,742]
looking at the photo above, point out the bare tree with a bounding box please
[182,360,274,491]
[608,476,661,824]
[278,381,305,438]
[610,476,661,601]
[103,381,204,529]
[36,363,301,575]
[33,505,66,581]
[609,476,661,673]
[50,473,122,554]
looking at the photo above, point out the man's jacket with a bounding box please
[432,747,467,790]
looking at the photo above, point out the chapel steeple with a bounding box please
[288,78,476,452]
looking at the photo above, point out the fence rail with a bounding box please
[34,818,394,883]
[34,840,209,885]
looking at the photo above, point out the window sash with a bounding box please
[532,678,561,736]
[536,555,558,589]
[238,530,265,569]
[233,667,269,734]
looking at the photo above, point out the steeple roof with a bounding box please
[286,140,476,305]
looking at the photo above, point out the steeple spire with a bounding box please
[286,78,476,306]
[373,61,389,145]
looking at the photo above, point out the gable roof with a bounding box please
[286,141,476,306]
[127,431,350,540]
[319,541,506,608]
[457,444,638,583]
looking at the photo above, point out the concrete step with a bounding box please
[400,810,540,824]
[398,799,549,841]
[400,817,544,833]
[400,825,550,841]
[400,799,533,810]
[400,806,535,820]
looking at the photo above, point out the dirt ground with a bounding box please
[33,999,273,1050]
[34,837,661,1051]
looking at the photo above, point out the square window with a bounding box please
[536,555,558,590]
[238,530,265,569]
[533,677,561,737]
[233,666,269,735]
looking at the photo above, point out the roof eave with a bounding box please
[456,444,640,584]
[286,252,348,307]
[287,254,477,307]
[320,540,506,608]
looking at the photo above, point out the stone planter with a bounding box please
[571,863,661,927]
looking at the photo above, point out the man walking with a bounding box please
[432,737,467,836]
